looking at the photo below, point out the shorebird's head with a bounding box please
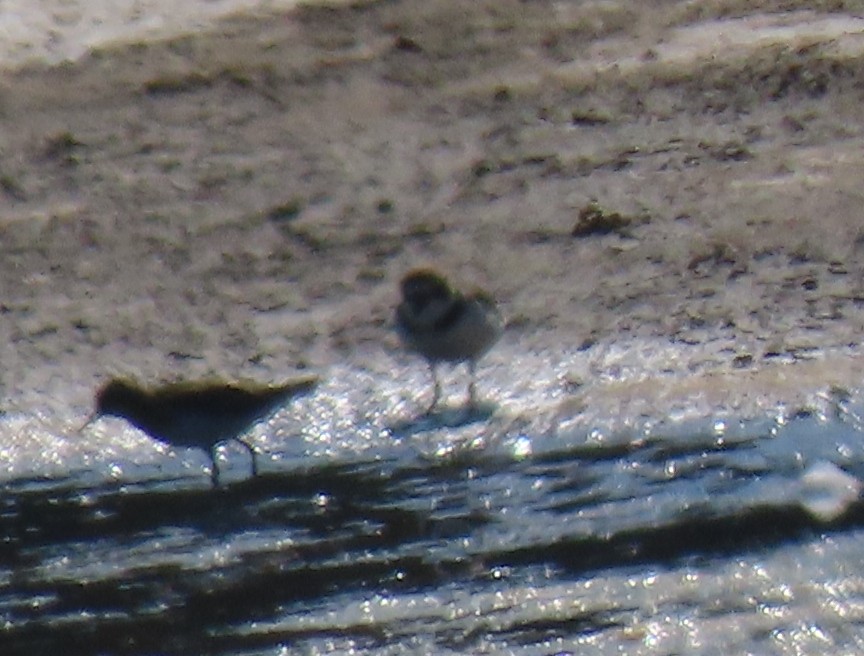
[287,375,319,398]
[77,379,141,433]
[94,379,143,418]
[400,269,454,310]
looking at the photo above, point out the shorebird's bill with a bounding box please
[77,411,102,433]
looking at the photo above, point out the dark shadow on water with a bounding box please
[485,500,864,582]
[4,416,864,655]
[0,457,498,655]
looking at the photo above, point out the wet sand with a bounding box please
[2,0,864,421]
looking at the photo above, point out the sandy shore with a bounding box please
[2,0,864,421]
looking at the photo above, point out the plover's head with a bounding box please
[400,269,453,308]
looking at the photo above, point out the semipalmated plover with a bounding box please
[396,268,503,412]
[87,376,317,486]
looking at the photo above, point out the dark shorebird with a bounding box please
[88,376,318,485]
[395,268,503,413]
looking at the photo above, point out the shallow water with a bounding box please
[3,353,864,655]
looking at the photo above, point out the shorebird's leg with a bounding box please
[466,360,478,408]
[208,447,221,487]
[236,438,259,477]
[426,362,441,414]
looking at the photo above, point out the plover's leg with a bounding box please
[466,360,478,407]
[208,447,221,487]
[236,438,259,477]
[427,362,441,413]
